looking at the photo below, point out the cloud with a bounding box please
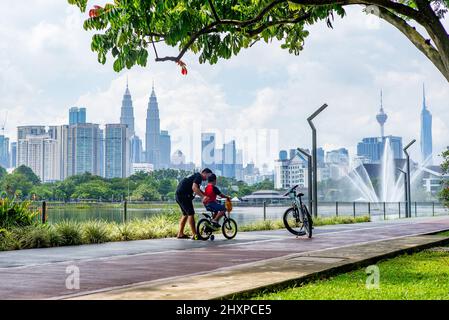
[0,2,448,170]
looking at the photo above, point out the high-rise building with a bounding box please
[105,124,130,179]
[67,123,101,177]
[326,148,349,166]
[160,130,171,169]
[69,107,87,125]
[201,133,216,170]
[48,125,67,180]
[98,129,105,177]
[17,126,46,140]
[131,135,143,164]
[376,90,388,138]
[274,151,308,189]
[10,142,17,168]
[17,134,59,182]
[120,80,135,136]
[0,135,10,168]
[222,140,237,178]
[420,83,433,164]
[145,84,160,168]
[317,147,325,167]
[357,136,403,163]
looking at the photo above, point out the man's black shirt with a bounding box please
[176,172,203,197]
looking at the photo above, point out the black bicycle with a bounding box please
[196,206,238,241]
[282,184,313,238]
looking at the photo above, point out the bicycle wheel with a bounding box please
[196,218,212,241]
[222,218,238,239]
[283,207,305,236]
[302,205,313,238]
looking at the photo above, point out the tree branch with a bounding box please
[208,0,220,21]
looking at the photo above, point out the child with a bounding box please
[203,174,231,228]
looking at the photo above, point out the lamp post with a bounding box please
[403,139,416,218]
[397,168,408,216]
[307,104,328,218]
[297,148,314,218]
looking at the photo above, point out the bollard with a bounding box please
[263,201,267,221]
[383,202,386,220]
[432,202,435,216]
[399,202,401,219]
[415,202,417,217]
[368,202,371,218]
[42,201,47,224]
[336,202,339,217]
[123,200,128,223]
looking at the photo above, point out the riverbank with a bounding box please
[0,211,370,251]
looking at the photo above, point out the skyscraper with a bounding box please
[376,90,388,138]
[69,107,87,125]
[120,80,135,136]
[201,133,216,170]
[145,83,160,168]
[0,135,9,168]
[222,140,237,178]
[131,135,143,163]
[159,130,171,169]
[67,123,101,177]
[17,134,59,182]
[10,142,17,168]
[420,84,433,164]
[105,124,130,179]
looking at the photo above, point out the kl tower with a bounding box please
[376,90,388,138]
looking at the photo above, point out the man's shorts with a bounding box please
[205,201,226,213]
[176,194,195,216]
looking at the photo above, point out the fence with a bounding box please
[21,200,448,226]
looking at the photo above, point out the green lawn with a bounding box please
[254,238,449,300]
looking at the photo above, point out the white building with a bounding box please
[17,134,59,182]
[274,153,308,189]
[421,166,449,194]
[132,163,154,174]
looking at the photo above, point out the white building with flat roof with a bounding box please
[132,163,154,174]
[274,152,308,190]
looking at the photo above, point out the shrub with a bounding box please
[0,198,39,229]
[55,221,83,246]
[83,221,109,244]
[0,228,18,251]
[18,225,52,249]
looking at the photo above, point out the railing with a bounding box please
[18,200,449,226]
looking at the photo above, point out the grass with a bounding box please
[0,212,370,252]
[253,244,449,300]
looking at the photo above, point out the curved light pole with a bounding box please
[297,148,313,218]
[403,139,416,218]
[307,104,328,218]
[397,168,408,216]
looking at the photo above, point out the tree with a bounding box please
[0,166,6,182]
[13,165,40,185]
[68,0,449,81]
[439,149,449,207]
[132,183,162,201]
[72,180,111,199]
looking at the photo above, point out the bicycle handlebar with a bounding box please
[283,184,299,197]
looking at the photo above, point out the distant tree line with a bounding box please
[0,165,274,202]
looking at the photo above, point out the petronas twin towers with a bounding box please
[120,80,169,169]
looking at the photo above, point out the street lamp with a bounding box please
[403,139,416,218]
[297,148,314,218]
[307,103,328,218]
[397,168,408,215]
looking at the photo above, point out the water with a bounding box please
[346,137,433,203]
[43,202,447,226]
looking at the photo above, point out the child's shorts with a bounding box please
[205,201,226,213]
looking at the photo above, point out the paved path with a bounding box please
[1,216,449,299]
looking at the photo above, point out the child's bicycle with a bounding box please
[196,199,238,241]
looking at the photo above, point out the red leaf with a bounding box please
[181,67,188,75]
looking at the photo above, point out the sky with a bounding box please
[0,0,448,169]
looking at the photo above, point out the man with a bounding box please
[176,168,213,239]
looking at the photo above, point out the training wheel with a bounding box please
[210,235,215,241]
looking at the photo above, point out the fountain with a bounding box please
[345,138,430,203]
